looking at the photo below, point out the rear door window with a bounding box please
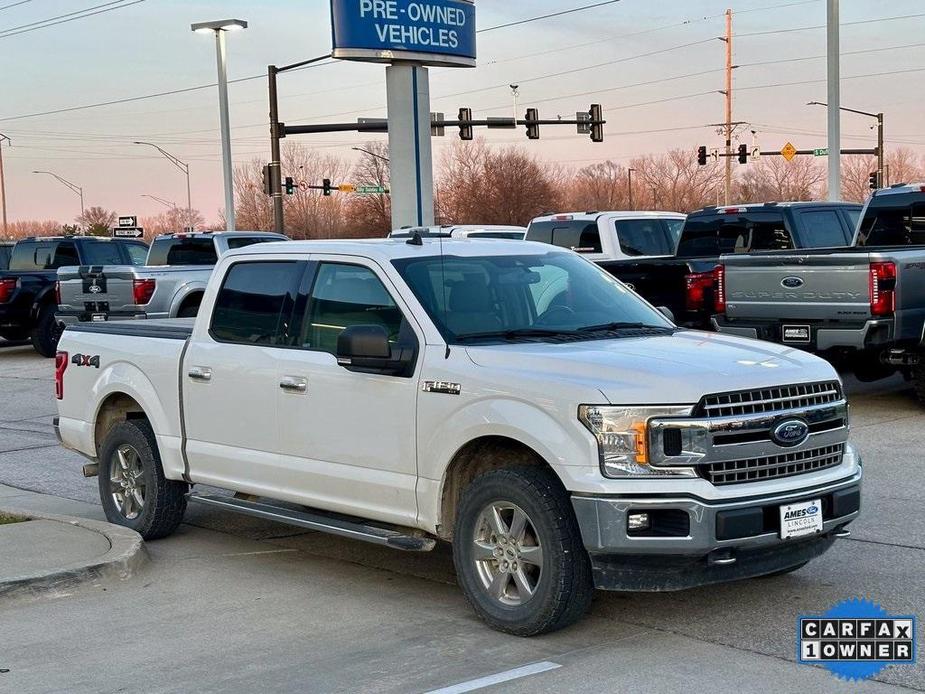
[525,221,601,253]
[857,193,925,246]
[614,219,675,256]
[210,261,302,345]
[148,238,218,266]
[796,210,850,247]
[124,242,149,265]
[0,245,10,271]
[677,212,792,257]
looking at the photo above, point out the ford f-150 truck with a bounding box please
[527,204,860,328]
[0,235,148,356]
[56,231,286,326]
[55,238,861,635]
[712,184,925,399]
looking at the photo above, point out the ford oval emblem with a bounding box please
[89,284,102,294]
[781,276,804,289]
[771,418,810,447]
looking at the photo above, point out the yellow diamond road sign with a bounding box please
[781,142,797,162]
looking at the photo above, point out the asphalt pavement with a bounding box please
[0,338,923,693]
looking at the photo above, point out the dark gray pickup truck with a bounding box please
[713,184,925,400]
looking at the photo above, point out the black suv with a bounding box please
[0,236,147,355]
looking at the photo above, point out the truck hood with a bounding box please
[463,330,838,405]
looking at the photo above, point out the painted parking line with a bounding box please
[424,661,561,694]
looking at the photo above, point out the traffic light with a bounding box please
[589,103,604,143]
[262,165,272,195]
[284,177,295,195]
[869,171,880,190]
[525,108,540,140]
[738,144,748,164]
[322,178,332,196]
[458,107,473,141]
[697,146,708,166]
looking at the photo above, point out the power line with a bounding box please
[478,0,621,33]
[739,40,925,69]
[738,11,925,38]
[0,0,147,38]
[0,0,37,11]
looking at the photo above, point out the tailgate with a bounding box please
[57,265,139,318]
[723,253,873,321]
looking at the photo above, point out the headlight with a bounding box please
[578,405,698,478]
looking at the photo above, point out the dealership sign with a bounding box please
[330,0,476,67]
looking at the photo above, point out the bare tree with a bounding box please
[3,219,63,240]
[566,161,631,212]
[735,156,826,203]
[345,142,391,235]
[76,206,118,236]
[630,149,724,212]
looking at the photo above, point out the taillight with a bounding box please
[713,265,726,313]
[55,281,62,305]
[869,261,896,316]
[55,351,68,400]
[684,271,713,311]
[0,277,17,303]
[132,278,156,305]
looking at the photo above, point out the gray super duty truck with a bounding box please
[713,184,925,400]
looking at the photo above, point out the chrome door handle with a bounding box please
[188,366,212,382]
[279,376,307,393]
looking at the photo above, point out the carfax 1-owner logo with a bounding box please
[798,598,917,681]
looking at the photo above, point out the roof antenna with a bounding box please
[406,230,423,246]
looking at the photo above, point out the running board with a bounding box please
[187,494,436,552]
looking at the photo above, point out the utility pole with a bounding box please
[268,65,285,234]
[0,134,9,237]
[826,0,841,201]
[627,167,636,210]
[722,9,734,205]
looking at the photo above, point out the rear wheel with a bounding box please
[913,358,925,405]
[30,303,63,357]
[453,466,593,636]
[177,299,201,318]
[98,420,188,540]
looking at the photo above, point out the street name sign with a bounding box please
[330,0,476,67]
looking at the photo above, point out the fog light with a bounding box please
[628,512,650,532]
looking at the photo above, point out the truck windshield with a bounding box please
[393,252,673,343]
[677,212,792,257]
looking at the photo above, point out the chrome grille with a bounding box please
[697,381,842,418]
[703,444,845,486]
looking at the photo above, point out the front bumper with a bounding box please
[711,315,893,352]
[571,468,861,591]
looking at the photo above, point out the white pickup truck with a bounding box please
[55,238,861,635]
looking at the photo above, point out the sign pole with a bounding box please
[826,0,841,201]
[386,64,435,228]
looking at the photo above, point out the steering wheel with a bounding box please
[535,305,576,326]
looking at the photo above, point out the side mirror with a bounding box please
[336,325,415,377]
[656,306,676,323]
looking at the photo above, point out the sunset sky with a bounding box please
[1,0,923,224]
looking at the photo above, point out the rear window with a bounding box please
[526,220,601,253]
[856,193,925,246]
[676,212,793,257]
[80,241,143,266]
[226,236,279,251]
[467,232,525,239]
[796,210,850,247]
[614,219,675,257]
[210,261,301,345]
[147,238,217,266]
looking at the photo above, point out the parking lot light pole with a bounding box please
[191,19,247,231]
[351,146,390,164]
[142,194,178,210]
[33,170,84,217]
[0,134,9,237]
[134,142,193,229]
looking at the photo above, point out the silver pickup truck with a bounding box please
[713,184,925,400]
[57,231,286,324]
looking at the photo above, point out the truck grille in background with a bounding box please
[704,444,845,486]
[696,381,842,418]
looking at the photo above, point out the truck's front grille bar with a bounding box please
[703,443,845,486]
[697,381,842,418]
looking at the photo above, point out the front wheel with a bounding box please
[98,420,188,540]
[453,466,593,636]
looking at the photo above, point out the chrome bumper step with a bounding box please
[187,494,436,552]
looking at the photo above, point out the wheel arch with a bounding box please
[437,435,558,541]
[93,392,149,459]
[169,284,207,318]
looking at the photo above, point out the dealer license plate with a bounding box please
[780,498,823,540]
[91,313,108,322]
[782,324,811,343]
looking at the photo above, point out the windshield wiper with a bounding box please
[455,328,582,342]
[577,321,670,333]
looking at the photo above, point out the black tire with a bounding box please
[177,301,201,318]
[453,465,594,636]
[30,303,63,357]
[98,419,188,540]
[757,561,808,579]
[913,361,925,406]
[0,330,28,342]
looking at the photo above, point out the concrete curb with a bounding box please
[0,507,148,602]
